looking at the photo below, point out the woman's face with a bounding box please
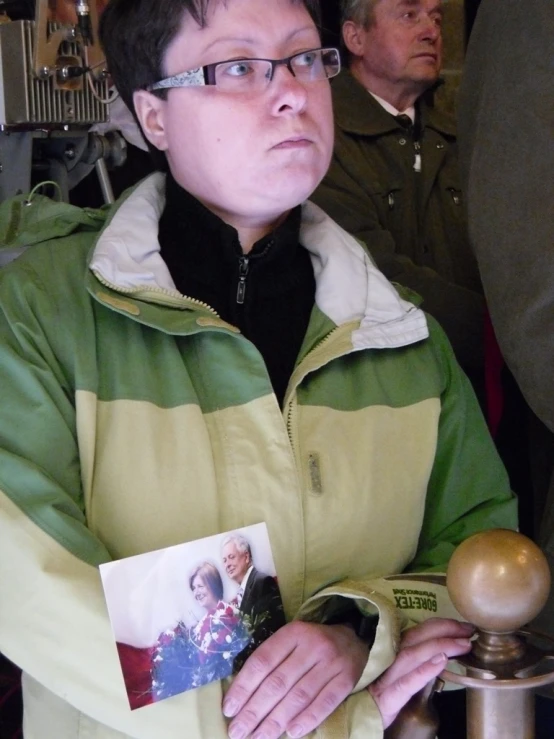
[191,574,218,611]
[136,0,334,233]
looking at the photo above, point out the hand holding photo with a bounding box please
[99,523,284,709]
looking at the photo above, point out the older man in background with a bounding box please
[313,0,484,393]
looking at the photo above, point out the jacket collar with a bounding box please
[89,173,428,350]
[332,70,456,139]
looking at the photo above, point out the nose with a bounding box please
[269,63,308,116]
[419,15,441,42]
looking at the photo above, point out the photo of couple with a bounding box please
[100,525,285,709]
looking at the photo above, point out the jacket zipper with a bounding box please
[92,270,219,314]
[236,255,250,305]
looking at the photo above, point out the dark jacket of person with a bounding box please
[312,70,484,378]
[457,0,554,601]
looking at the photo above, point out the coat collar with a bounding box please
[89,173,428,350]
[332,70,457,139]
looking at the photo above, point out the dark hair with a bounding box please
[189,561,224,602]
[99,0,322,168]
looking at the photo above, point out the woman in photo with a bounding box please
[152,563,251,701]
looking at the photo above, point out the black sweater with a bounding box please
[158,174,316,406]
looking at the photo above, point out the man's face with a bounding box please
[222,542,251,584]
[139,0,333,231]
[353,0,442,101]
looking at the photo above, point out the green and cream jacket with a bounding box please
[0,174,517,739]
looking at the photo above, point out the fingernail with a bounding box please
[455,638,472,648]
[228,724,246,739]
[287,726,303,739]
[223,698,239,717]
[460,622,476,632]
[431,652,447,664]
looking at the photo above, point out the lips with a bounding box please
[413,52,438,61]
[272,135,314,149]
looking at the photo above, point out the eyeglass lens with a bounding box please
[214,48,339,92]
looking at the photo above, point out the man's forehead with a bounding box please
[380,0,442,12]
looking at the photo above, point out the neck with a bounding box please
[349,62,421,112]
[200,200,290,254]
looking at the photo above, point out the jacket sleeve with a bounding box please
[408,316,518,572]
[457,0,554,434]
[312,154,485,374]
[0,259,229,738]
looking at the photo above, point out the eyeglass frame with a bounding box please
[146,46,341,93]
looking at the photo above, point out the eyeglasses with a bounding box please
[147,47,341,95]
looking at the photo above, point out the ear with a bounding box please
[342,20,367,57]
[133,89,169,152]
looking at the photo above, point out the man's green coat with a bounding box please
[313,71,484,378]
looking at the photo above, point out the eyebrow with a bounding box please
[201,25,318,56]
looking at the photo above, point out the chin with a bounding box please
[266,174,325,210]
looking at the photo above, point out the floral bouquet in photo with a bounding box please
[152,601,252,701]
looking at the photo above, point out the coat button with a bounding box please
[436,143,445,149]
[399,137,407,145]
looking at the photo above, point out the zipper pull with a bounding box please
[236,256,250,304]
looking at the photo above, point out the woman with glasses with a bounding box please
[0,0,516,737]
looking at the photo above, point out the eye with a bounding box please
[294,50,318,68]
[220,60,256,78]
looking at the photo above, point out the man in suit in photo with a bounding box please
[221,533,285,667]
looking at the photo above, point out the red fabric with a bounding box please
[116,643,154,710]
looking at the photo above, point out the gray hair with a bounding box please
[341,0,379,27]
[221,533,252,560]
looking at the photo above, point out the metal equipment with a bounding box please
[0,0,124,204]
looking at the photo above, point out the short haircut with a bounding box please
[221,533,252,562]
[189,561,224,602]
[341,0,379,27]
[99,0,322,168]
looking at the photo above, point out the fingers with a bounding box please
[373,633,471,691]
[225,648,326,739]
[227,662,337,739]
[223,621,369,739]
[399,617,475,649]
[369,652,449,729]
[278,668,355,739]
[223,627,299,718]
[369,619,474,730]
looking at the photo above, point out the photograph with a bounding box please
[99,523,285,709]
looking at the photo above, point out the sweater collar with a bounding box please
[158,172,303,294]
